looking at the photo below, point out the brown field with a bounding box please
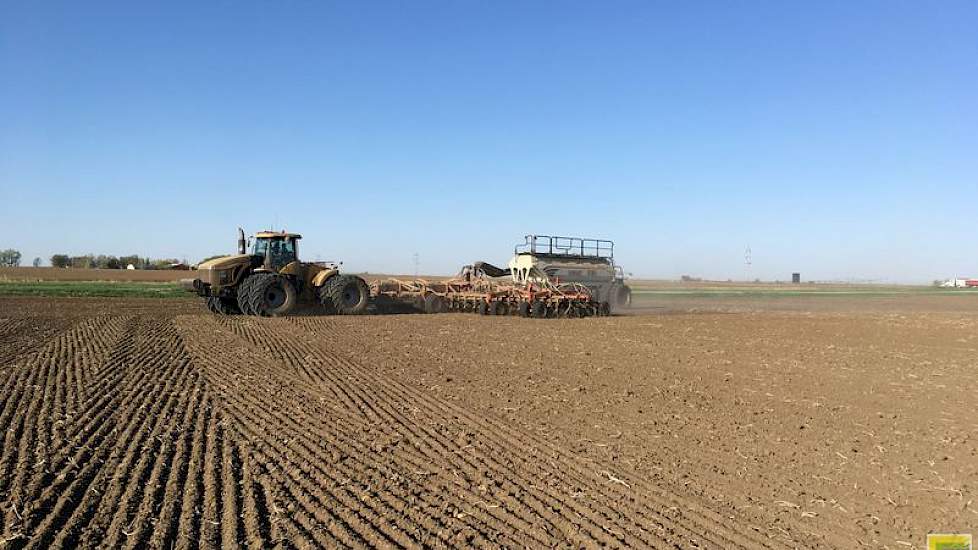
[0,295,975,548]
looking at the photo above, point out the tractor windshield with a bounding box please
[253,237,296,268]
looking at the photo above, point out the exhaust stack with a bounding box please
[237,227,246,255]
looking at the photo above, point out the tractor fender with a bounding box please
[230,264,250,287]
[311,268,340,288]
[278,261,302,277]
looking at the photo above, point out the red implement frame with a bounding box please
[370,272,608,318]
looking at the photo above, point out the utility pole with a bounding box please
[412,252,420,278]
[744,245,752,282]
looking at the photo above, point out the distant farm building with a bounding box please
[941,278,978,288]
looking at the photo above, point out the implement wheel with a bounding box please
[247,273,297,317]
[489,301,510,316]
[424,293,446,314]
[477,301,489,315]
[517,301,530,318]
[530,301,546,318]
[555,302,570,318]
[321,274,370,315]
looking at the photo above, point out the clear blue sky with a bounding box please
[1,2,975,282]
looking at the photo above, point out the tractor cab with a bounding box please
[253,231,301,271]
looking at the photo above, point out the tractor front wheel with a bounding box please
[206,296,240,315]
[237,276,258,315]
[247,273,297,317]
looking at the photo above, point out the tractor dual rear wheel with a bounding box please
[320,274,370,315]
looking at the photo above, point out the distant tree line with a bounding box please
[0,249,22,267]
[49,254,184,270]
[0,248,196,269]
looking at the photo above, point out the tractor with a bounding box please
[188,228,370,316]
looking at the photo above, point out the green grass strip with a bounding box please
[0,281,190,299]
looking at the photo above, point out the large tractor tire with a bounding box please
[246,273,297,317]
[206,296,240,315]
[320,274,370,315]
[237,275,258,315]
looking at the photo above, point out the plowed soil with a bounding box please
[0,297,975,548]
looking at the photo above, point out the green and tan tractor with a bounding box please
[188,228,370,316]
